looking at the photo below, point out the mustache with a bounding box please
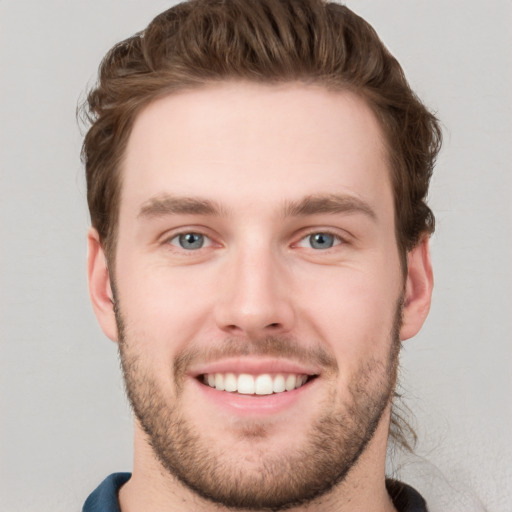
[173,336,338,383]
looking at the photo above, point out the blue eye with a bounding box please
[307,232,338,250]
[171,233,206,250]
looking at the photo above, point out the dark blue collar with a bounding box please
[83,473,130,512]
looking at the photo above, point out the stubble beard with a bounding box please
[116,303,402,511]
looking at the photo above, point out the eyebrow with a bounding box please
[138,195,226,219]
[137,193,376,221]
[282,194,377,221]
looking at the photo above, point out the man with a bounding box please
[82,0,441,510]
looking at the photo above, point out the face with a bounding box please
[92,83,425,509]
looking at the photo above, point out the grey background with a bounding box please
[1,1,510,511]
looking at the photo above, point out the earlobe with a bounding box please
[400,236,434,341]
[87,228,119,342]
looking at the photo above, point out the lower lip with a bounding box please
[192,378,315,416]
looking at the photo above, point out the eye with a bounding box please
[297,232,341,250]
[169,232,209,250]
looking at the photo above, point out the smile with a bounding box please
[201,373,313,395]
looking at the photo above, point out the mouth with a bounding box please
[198,372,317,395]
[189,358,322,415]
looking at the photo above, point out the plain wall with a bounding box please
[1,1,510,511]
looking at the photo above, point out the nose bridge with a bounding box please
[214,237,294,335]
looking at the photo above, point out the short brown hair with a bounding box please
[81,0,441,264]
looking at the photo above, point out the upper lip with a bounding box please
[188,357,320,378]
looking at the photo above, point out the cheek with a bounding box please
[295,264,401,364]
[115,258,217,361]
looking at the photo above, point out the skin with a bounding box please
[88,82,433,511]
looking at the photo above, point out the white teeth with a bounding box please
[272,374,286,393]
[237,374,255,394]
[203,372,310,395]
[296,375,306,389]
[255,374,273,395]
[215,373,225,391]
[224,373,237,392]
[285,374,297,391]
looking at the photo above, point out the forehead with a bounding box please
[121,82,392,218]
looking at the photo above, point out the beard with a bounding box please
[116,301,402,511]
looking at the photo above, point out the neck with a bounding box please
[118,408,397,512]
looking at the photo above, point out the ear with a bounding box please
[400,236,434,341]
[87,228,118,342]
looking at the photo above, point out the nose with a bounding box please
[213,244,296,338]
